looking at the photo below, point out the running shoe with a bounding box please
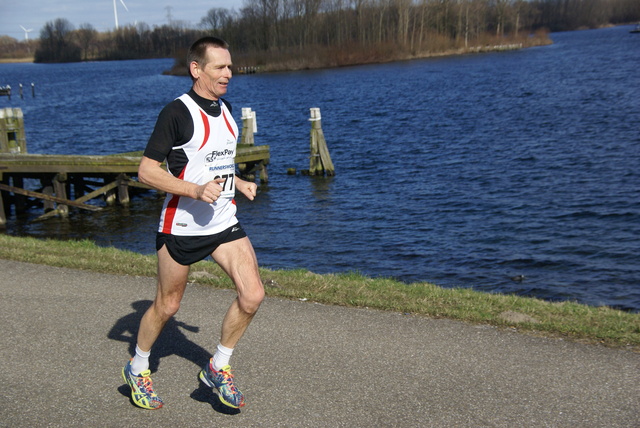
[122,359,164,410]
[199,362,246,408]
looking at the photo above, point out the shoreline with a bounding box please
[0,57,34,64]
[0,233,637,351]
[1,37,551,72]
[161,39,551,77]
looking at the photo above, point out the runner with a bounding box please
[121,36,264,410]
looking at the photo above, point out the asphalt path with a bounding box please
[1,259,638,427]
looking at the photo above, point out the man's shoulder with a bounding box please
[166,95,191,111]
[158,96,191,119]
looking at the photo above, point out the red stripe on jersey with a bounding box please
[161,167,187,234]
[222,110,236,139]
[198,110,210,151]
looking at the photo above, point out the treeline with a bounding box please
[211,0,639,53]
[31,19,201,63]
[1,0,638,67]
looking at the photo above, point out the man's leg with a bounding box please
[199,236,264,408]
[122,245,190,410]
[137,244,191,352]
[212,236,265,348]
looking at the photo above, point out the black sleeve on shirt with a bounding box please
[143,99,193,162]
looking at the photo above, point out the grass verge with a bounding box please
[1,234,638,351]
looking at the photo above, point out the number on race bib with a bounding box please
[214,174,235,192]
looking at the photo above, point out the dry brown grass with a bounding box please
[231,32,552,73]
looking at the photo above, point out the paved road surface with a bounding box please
[1,259,638,427]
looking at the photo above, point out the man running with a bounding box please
[121,36,265,410]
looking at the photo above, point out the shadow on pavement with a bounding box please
[107,299,212,373]
[191,383,241,415]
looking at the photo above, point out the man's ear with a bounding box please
[189,61,199,79]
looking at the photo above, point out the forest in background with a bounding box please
[1,0,639,71]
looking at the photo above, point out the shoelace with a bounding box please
[217,369,239,393]
[137,375,157,396]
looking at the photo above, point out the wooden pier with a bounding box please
[0,108,269,226]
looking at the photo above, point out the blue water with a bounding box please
[1,26,639,311]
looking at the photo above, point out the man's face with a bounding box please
[192,46,232,100]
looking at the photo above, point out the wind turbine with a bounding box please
[113,0,129,29]
[19,25,33,41]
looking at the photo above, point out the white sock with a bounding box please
[212,343,234,371]
[131,345,150,376]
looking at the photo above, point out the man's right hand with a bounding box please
[194,178,225,203]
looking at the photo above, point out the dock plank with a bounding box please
[0,145,270,174]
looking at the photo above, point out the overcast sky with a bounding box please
[0,0,242,39]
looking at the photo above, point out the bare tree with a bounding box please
[394,0,411,46]
[75,23,98,60]
[200,8,233,31]
[35,18,81,62]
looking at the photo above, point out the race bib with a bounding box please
[204,158,236,198]
[204,150,236,198]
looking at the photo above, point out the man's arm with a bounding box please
[234,175,258,201]
[138,156,224,204]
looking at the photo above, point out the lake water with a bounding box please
[1,25,639,311]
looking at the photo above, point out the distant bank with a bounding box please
[0,33,552,70]
[165,36,552,76]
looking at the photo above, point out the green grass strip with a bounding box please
[0,234,638,350]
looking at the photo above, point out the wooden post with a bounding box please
[117,174,130,206]
[40,175,56,211]
[0,108,10,153]
[53,173,69,217]
[0,108,27,154]
[15,109,27,153]
[309,107,335,176]
[240,108,256,146]
[105,175,117,206]
[259,163,269,183]
[42,185,55,212]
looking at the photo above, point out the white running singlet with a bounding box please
[157,94,239,236]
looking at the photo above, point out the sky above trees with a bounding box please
[0,0,239,39]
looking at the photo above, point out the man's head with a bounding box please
[188,36,232,100]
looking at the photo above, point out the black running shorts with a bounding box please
[156,223,247,266]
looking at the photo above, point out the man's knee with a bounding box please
[238,286,265,315]
[154,296,181,319]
